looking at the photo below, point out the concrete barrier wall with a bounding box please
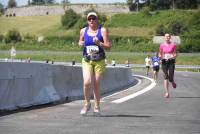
[5,4,129,17]
[0,62,135,110]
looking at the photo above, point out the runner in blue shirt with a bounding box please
[79,12,111,116]
[151,52,161,82]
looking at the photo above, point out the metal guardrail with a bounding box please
[130,64,200,72]
[131,64,200,69]
[114,63,200,72]
[1,59,200,71]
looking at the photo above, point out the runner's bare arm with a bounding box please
[172,45,177,59]
[101,27,111,50]
[158,47,163,59]
[79,28,85,47]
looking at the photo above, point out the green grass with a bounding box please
[176,54,200,65]
[0,10,199,66]
[1,10,196,37]
[0,15,72,36]
[106,10,194,27]
[109,27,154,37]
[0,14,152,37]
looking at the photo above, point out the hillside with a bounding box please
[0,9,200,65]
[106,10,193,27]
[0,9,199,53]
[0,15,62,36]
[0,10,196,37]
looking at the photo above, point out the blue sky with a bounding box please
[0,0,126,6]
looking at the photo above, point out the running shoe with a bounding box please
[80,103,91,116]
[93,107,101,116]
[172,82,177,88]
[164,92,170,98]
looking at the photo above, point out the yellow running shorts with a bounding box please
[82,58,106,74]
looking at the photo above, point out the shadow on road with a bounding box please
[173,97,200,99]
[0,99,71,117]
[88,114,152,118]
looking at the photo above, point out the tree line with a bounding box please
[7,0,56,8]
[0,0,68,14]
[0,0,70,9]
[127,0,200,11]
[1,0,199,9]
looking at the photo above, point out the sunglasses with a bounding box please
[87,16,97,21]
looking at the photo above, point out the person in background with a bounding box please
[159,33,177,98]
[151,52,161,83]
[111,59,116,66]
[125,59,130,67]
[79,12,111,116]
[145,55,151,76]
[10,45,16,61]
[104,58,108,65]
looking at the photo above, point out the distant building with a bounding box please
[153,36,181,44]
[4,4,129,17]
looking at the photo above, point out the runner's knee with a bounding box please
[163,73,168,80]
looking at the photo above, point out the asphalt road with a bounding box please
[0,70,200,134]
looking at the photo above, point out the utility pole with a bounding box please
[172,0,175,10]
[136,0,139,12]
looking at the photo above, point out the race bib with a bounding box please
[153,62,159,66]
[164,54,173,59]
[86,46,99,54]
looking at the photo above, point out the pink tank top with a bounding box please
[160,42,176,59]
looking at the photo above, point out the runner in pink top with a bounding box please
[160,42,176,60]
[159,33,177,98]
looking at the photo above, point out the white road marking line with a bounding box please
[111,75,156,104]
[63,75,156,105]
[102,77,141,100]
